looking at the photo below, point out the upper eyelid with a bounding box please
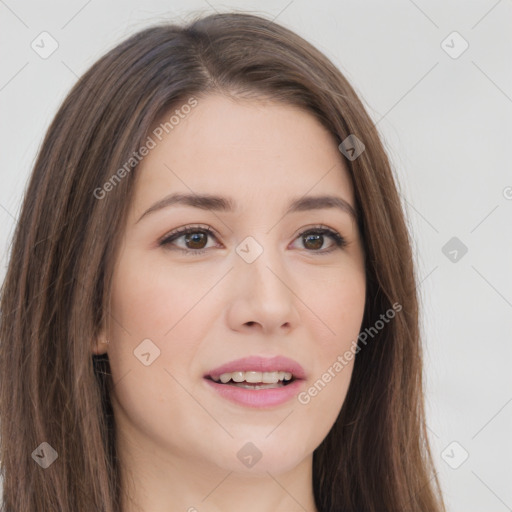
[158,224,219,244]
[159,224,341,241]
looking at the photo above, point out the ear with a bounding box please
[92,328,109,355]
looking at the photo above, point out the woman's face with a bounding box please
[96,93,366,477]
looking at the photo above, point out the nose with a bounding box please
[226,243,300,336]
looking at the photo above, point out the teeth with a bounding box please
[212,370,293,384]
[232,382,283,390]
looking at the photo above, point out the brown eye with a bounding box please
[302,233,323,250]
[159,225,219,255]
[294,227,347,254]
[183,232,208,250]
[160,224,346,256]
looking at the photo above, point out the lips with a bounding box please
[204,355,307,381]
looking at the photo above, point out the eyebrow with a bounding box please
[136,192,357,223]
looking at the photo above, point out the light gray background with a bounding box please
[1,1,511,511]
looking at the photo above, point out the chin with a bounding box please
[211,439,309,476]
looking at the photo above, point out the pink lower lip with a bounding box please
[203,378,305,408]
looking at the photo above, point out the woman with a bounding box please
[0,11,446,512]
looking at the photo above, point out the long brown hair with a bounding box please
[0,11,446,512]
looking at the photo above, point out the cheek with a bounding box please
[300,269,365,409]
[108,252,227,389]
[310,268,366,350]
[110,251,213,340]
[105,255,215,451]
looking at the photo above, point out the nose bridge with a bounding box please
[231,231,299,330]
[243,240,285,296]
[236,222,285,280]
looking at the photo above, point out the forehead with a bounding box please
[131,94,355,216]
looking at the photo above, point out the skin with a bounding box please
[93,93,366,512]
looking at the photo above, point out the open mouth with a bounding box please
[203,367,305,408]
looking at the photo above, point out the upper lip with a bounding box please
[205,355,307,380]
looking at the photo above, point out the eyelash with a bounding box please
[158,224,347,256]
